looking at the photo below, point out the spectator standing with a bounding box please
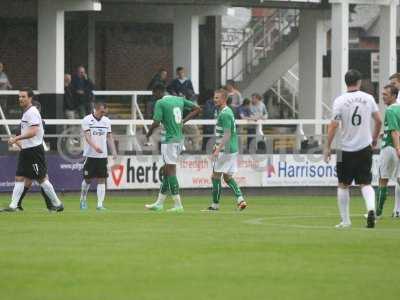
[71,66,95,117]
[226,80,243,111]
[0,62,12,112]
[64,74,76,119]
[167,67,194,96]
[389,73,400,103]
[146,68,168,117]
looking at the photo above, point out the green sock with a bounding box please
[167,176,180,196]
[226,178,243,201]
[376,186,388,216]
[160,176,169,195]
[212,178,221,204]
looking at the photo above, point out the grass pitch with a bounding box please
[0,193,399,300]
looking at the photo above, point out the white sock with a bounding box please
[395,182,400,213]
[9,182,25,209]
[337,188,351,224]
[155,193,167,206]
[172,194,183,208]
[40,180,62,207]
[361,185,376,212]
[97,184,106,208]
[80,181,90,202]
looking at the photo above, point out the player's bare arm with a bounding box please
[213,129,231,158]
[84,130,103,154]
[182,105,201,124]
[324,120,339,163]
[8,125,39,145]
[146,121,160,140]
[107,132,118,159]
[372,111,382,148]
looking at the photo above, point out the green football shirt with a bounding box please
[153,95,196,144]
[382,103,400,149]
[215,106,238,153]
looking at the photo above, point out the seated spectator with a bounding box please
[202,90,216,151]
[237,98,253,152]
[250,93,268,120]
[183,89,201,152]
[71,65,94,117]
[238,98,253,120]
[146,68,168,117]
[64,74,76,119]
[167,66,194,96]
[147,68,168,90]
[0,62,12,111]
[248,93,268,151]
[226,80,242,111]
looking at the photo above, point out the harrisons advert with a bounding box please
[106,154,381,190]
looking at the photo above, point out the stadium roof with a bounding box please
[101,0,326,8]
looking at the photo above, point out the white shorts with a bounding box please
[161,143,183,165]
[213,152,238,175]
[379,146,400,179]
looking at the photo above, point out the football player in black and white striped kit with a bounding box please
[1,88,64,212]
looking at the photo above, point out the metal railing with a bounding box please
[220,9,300,85]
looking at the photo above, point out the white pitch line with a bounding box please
[243,215,400,232]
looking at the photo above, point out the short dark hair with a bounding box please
[94,101,107,109]
[345,69,362,87]
[152,83,166,94]
[243,98,251,105]
[384,84,399,97]
[389,73,400,82]
[251,93,262,100]
[176,67,184,73]
[20,87,34,98]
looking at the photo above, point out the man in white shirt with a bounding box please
[324,70,382,229]
[80,102,117,210]
[389,73,400,103]
[1,88,64,212]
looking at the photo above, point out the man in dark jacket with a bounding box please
[71,66,94,117]
[167,67,194,96]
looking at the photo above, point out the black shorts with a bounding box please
[16,144,47,180]
[83,157,108,179]
[336,146,372,185]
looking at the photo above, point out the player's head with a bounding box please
[214,89,228,108]
[251,93,262,104]
[389,73,400,89]
[94,101,107,117]
[18,87,34,109]
[345,69,362,89]
[152,83,166,100]
[176,67,185,79]
[382,84,398,106]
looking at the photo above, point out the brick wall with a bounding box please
[0,21,37,89]
[95,22,173,90]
